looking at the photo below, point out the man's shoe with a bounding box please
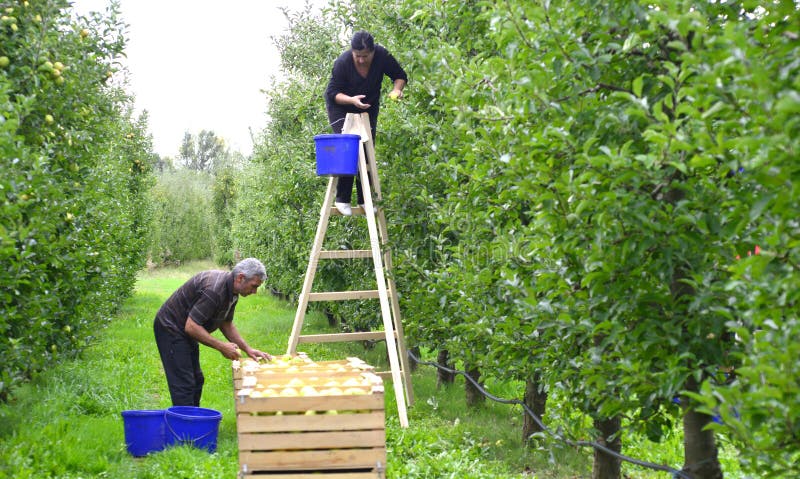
[359,204,378,214]
[335,202,352,216]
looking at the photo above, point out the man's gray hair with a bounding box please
[232,258,267,281]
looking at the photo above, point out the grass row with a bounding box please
[0,261,741,478]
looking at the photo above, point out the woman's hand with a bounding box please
[351,94,371,109]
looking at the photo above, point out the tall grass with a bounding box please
[0,261,740,478]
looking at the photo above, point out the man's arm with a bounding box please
[184,317,240,360]
[218,321,272,361]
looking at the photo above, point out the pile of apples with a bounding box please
[234,353,383,399]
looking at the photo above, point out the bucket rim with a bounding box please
[166,406,222,419]
[313,133,361,140]
[121,409,166,417]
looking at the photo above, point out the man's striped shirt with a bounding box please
[155,270,238,337]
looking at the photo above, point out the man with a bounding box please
[324,30,407,216]
[153,257,273,406]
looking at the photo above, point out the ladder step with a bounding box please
[298,331,396,343]
[330,205,369,216]
[308,290,381,301]
[319,249,373,259]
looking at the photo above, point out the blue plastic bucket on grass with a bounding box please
[165,406,222,453]
[121,409,167,457]
[314,133,361,176]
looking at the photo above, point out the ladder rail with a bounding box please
[286,176,337,355]
[286,112,412,428]
[358,145,409,428]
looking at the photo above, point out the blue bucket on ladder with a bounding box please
[165,406,223,453]
[121,409,167,457]
[314,133,361,176]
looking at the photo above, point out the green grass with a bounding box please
[0,261,744,478]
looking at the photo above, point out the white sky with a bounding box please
[70,0,326,158]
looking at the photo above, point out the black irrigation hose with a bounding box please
[406,350,692,479]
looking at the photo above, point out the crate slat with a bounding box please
[237,411,385,433]
[238,430,385,451]
[241,472,380,479]
[236,394,382,414]
[240,447,386,471]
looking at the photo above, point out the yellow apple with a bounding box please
[300,386,318,396]
[344,387,367,395]
[389,91,400,100]
[287,378,305,387]
[280,387,299,397]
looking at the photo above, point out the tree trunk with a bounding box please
[465,366,485,407]
[592,415,621,479]
[324,308,337,327]
[436,349,455,387]
[681,377,724,479]
[408,346,420,373]
[522,374,547,443]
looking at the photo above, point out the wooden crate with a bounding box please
[233,356,386,478]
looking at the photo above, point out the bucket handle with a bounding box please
[164,414,216,446]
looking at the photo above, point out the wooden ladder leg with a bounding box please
[360,113,414,406]
[287,176,336,355]
[377,212,414,406]
[359,144,409,428]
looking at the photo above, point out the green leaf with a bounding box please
[633,75,644,98]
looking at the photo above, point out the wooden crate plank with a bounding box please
[240,447,386,471]
[242,473,380,479]
[238,430,385,451]
[237,411,385,434]
[235,394,383,414]
[233,359,374,379]
[235,373,378,391]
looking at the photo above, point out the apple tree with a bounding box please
[0,0,155,400]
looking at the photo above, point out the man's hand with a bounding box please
[246,348,273,362]
[219,342,241,360]
[351,94,371,110]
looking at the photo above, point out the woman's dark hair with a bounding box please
[350,31,375,51]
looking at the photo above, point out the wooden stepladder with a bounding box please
[287,112,412,428]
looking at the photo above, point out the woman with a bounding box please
[324,31,407,216]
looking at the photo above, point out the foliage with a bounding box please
[148,170,215,265]
[178,129,228,172]
[0,0,154,400]
[212,166,236,266]
[231,0,798,475]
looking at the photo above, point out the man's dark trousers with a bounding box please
[154,322,204,406]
